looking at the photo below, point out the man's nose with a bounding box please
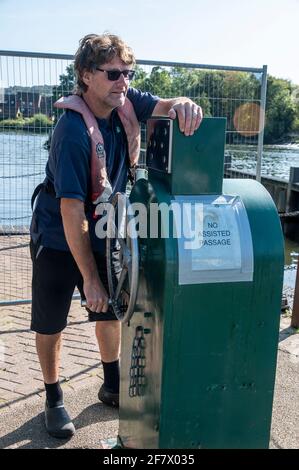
[118,73,127,84]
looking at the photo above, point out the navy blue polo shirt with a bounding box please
[31,87,159,253]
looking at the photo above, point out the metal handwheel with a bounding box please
[106,192,139,323]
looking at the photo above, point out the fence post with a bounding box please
[256,65,268,183]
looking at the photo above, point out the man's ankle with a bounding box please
[101,359,120,393]
[45,381,64,408]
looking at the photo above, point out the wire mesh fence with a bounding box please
[0,51,266,304]
[134,61,266,172]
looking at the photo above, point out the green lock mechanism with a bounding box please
[105,117,284,449]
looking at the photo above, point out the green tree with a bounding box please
[143,66,173,96]
[264,76,297,143]
[170,67,199,97]
[52,63,75,122]
[49,61,299,144]
[291,83,299,133]
[131,65,147,89]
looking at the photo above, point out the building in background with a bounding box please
[0,87,53,119]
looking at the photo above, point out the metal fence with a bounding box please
[0,50,267,305]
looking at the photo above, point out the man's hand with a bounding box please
[152,97,203,136]
[83,277,109,313]
[168,100,203,136]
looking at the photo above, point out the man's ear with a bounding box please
[82,70,92,87]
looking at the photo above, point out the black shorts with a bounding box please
[30,240,119,335]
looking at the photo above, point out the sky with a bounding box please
[0,0,299,84]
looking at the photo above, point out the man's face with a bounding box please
[82,56,133,112]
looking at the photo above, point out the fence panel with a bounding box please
[0,51,266,304]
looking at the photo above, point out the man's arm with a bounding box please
[152,97,203,136]
[60,198,109,313]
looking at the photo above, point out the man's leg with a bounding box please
[35,332,75,438]
[31,246,78,437]
[95,320,121,362]
[88,251,122,406]
[36,332,62,384]
[95,320,121,407]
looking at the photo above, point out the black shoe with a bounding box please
[44,401,75,438]
[98,384,119,408]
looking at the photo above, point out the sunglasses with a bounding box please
[96,68,135,81]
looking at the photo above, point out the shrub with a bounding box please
[26,113,53,128]
[1,114,53,132]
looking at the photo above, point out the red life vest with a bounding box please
[54,95,140,203]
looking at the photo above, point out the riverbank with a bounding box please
[266,132,299,146]
[0,114,53,134]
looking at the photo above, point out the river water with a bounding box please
[227,143,299,179]
[228,144,299,290]
[0,131,298,285]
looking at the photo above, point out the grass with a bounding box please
[0,114,53,132]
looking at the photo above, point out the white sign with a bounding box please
[190,202,242,271]
[174,195,254,285]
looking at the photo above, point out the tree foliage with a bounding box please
[264,77,297,143]
[53,62,299,144]
[52,64,75,123]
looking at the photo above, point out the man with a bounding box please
[30,33,203,438]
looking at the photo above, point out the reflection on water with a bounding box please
[227,145,299,180]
